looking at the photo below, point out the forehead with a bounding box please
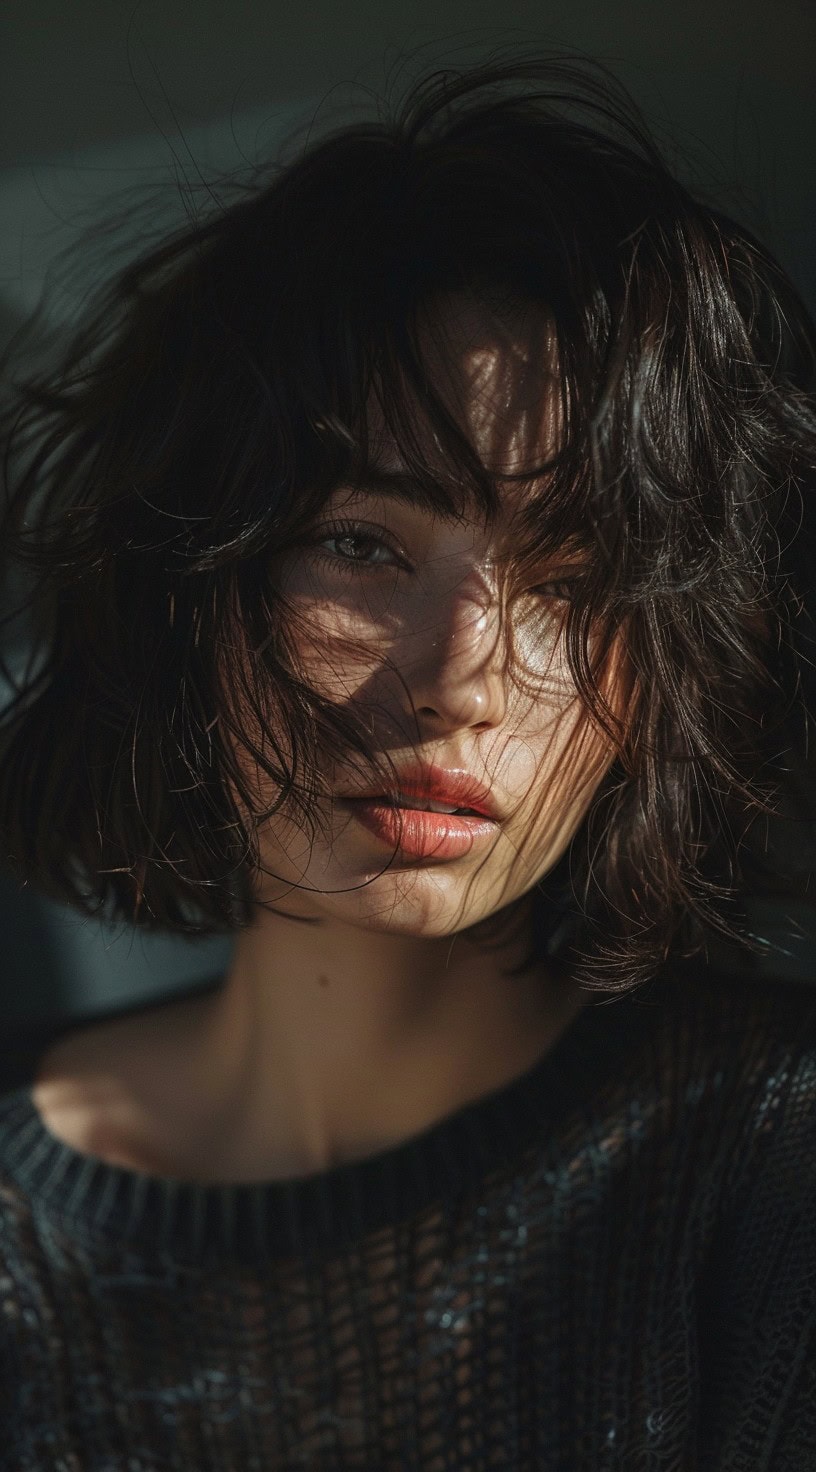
[365,292,563,489]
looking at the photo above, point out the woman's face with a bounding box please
[240,295,630,937]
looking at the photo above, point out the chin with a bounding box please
[315,862,519,939]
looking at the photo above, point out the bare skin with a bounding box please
[32,293,628,1184]
[31,926,587,1182]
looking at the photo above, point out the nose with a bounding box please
[399,569,508,737]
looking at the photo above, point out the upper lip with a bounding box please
[340,765,499,820]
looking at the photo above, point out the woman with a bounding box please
[0,51,815,1470]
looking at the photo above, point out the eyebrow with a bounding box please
[327,474,591,565]
[333,468,464,515]
[334,469,586,552]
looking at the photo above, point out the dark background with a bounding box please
[1,0,814,1078]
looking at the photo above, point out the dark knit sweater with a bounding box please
[1,965,815,1471]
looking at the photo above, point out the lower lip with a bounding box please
[340,799,499,860]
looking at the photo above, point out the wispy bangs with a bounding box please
[1,51,815,992]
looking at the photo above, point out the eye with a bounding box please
[312,521,405,569]
[534,580,576,603]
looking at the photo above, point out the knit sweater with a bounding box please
[1,964,815,1471]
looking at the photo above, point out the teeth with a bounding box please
[395,794,460,814]
[371,793,483,816]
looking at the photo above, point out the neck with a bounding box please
[186,894,585,1178]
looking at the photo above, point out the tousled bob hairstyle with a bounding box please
[1,50,816,996]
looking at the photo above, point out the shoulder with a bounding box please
[25,987,220,1167]
[624,965,816,1174]
[0,975,225,1095]
[650,964,816,1072]
[663,967,816,1197]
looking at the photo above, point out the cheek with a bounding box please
[503,713,615,872]
[509,634,629,845]
[279,573,408,701]
[509,603,579,703]
[530,695,615,797]
[290,620,385,706]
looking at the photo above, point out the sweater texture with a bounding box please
[1,964,815,1470]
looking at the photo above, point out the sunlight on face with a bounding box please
[236,294,631,937]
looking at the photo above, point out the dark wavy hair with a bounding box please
[1,50,816,996]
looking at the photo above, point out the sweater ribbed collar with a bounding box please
[0,977,663,1266]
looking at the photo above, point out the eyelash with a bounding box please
[312,519,407,571]
[311,520,576,601]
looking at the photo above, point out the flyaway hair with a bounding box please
[1,50,816,993]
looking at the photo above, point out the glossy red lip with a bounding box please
[341,800,497,861]
[340,765,499,819]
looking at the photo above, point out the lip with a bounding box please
[341,765,499,820]
[339,799,499,861]
[335,765,500,862]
